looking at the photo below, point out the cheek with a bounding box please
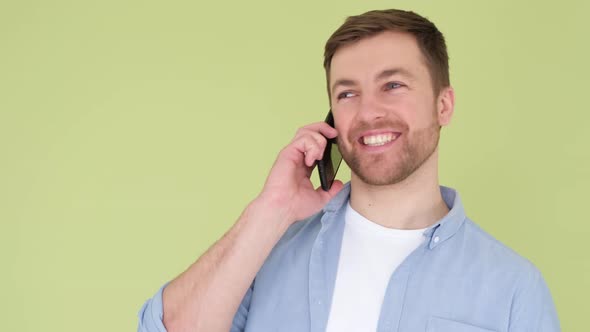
[383,96,418,125]
[333,117,353,146]
[334,123,348,144]
[334,100,358,115]
[383,93,418,113]
[397,97,433,126]
[333,111,350,131]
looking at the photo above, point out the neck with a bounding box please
[349,150,449,230]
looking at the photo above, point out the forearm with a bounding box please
[162,198,290,332]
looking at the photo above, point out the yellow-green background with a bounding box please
[1,0,588,331]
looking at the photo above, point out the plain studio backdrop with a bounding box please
[1,1,588,331]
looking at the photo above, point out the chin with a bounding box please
[347,149,434,187]
[354,168,413,186]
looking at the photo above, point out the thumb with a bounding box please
[317,180,344,203]
[327,180,345,197]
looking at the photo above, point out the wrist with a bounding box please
[248,193,295,231]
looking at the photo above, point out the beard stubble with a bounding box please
[337,117,441,186]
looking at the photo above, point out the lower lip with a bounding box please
[358,135,401,152]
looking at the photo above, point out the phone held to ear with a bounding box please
[317,110,343,191]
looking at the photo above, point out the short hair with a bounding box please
[324,9,450,99]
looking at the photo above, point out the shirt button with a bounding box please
[433,236,440,243]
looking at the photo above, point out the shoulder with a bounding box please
[260,211,324,265]
[460,217,543,281]
[461,220,561,329]
[279,211,324,245]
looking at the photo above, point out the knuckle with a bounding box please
[296,126,311,135]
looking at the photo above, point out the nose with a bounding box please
[357,95,386,121]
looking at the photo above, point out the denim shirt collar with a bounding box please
[321,182,466,250]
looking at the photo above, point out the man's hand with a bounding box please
[257,122,345,225]
[155,122,345,332]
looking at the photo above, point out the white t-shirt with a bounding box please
[325,202,427,332]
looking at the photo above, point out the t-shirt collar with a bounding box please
[321,182,467,249]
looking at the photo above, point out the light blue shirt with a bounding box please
[138,184,560,332]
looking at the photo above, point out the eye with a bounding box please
[337,91,356,100]
[385,82,403,90]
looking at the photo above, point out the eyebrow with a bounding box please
[330,67,415,96]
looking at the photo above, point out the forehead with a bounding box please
[329,31,429,83]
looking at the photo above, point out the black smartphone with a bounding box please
[317,110,343,191]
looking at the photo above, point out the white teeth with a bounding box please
[362,133,397,146]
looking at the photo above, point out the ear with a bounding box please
[436,86,455,126]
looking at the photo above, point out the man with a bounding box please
[138,9,560,332]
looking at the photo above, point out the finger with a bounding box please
[328,180,345,196]
[290,132,328,165]
[295,122,338,140]
[290,135,323,167]
[292,131,329,163]
[304,140,322,167]
[316,179,345,200]
[302,131,328,156]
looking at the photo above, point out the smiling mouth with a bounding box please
[360,133,401,146]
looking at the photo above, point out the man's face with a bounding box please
[329,31,449,186]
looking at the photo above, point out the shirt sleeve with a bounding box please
[508,267,560,332]
[137,282,254,332]
[137,283,169,332]
[230,283,254,332]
